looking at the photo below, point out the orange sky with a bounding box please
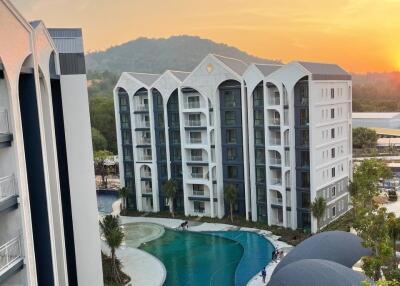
[12,0,400,73]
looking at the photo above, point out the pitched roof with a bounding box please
[297,61,351,80]
[268,259,370,286]
[212,54,248,76]
[127,72,160,87]
[254,63,283,77]
[170,70,190,82]
[272,231,371,276]
[48,28,84,54]
[29,20,41,28]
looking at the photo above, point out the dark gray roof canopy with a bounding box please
[298,61,351,80]
[273,231,371,275]
[268,259,370,286]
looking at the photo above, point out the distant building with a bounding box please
[352,112,400,129]
[0,1,102,285]
[371,127,400,138]
[114,54,353,233]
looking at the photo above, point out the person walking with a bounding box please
[261,267,266,283]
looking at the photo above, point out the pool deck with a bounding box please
[108,202,292,286]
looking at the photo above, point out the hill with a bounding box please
[86,35,279,74]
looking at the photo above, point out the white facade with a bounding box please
[0,1,103,285]
[115,54,352,233]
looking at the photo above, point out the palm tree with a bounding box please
[224,184,237,223]
[100,215,124,283]
[387,213,400,268]
[311,197,327,232]
[119,187,129,213]
[163,179,177,218]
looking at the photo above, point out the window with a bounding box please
[188,113,201,124]
[331,186,336,197]
[170,131,180,144]
[301,172,310,188]
[170,113,179,125]
[331,167,336,178]
[331,88,335,99]
[332,206,336,217]
[331,148,335,158]
[158,113,164,126]
[255,149,265,164]
[256,167,265,182]
[227,166,238,179]
[254,110,264,126]
[190,132,201,144]
[226,129,237,144]
[225,111,236,125]
[299,109,309,126]
[300,151,310,167]
[255,130,264,145]
[188,96,200,108]
[300,130,309,146]
[301,192,310,208]
[331,108,335,119]
[194,201,205,213]
[190,149,202,160]
[193,184,204,196]
[224,92,236,107]
[227,147,237,161]
[331,128,335,139]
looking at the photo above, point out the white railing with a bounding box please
[136,121,150,128]
[135,104,149,112]
[141,171,151,178]
[186,102,201,109]
[139,155,152,161]
[0,110,9,134]
[270,158,281,166]
[268,96,280,106]
[269,137,281,146]
[189,137,203,144]
[191,173,203,179]
[142,187,152,194]
[193,190,206,196]
[137,137,151,145]
[0,236,21,273]
[271,196,283,205]
[190,155,203,162]
[271,178,282,185]
[0,175,16,202]
[269,118,280,126]
[186,120,203,127]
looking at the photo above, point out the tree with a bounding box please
[387,213,400,268]
[350,159,394,281]
[94,150,113,188]
[163,179,177,218]
[92,127,108,151]
[99,215,124,283]
[119,187,129,213]
[224,184,238,223]
[89,95,117,154]
[353,127,378,149]
[310,197,327,232]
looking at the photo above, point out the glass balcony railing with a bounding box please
[137,137,151,145]
[0,110,9,134]
[270,178,282,185]
[0,175,16,202]
[269,137,281,146]
[0,236,22,273]
[268,118,281,126]
[186,102,201,109]
[141,171,151,178]
[135,104,149,112]
[186,120,203,127]
[189,155,204,162]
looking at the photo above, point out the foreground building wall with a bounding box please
[0,1,103,285]
[115,56,352,233]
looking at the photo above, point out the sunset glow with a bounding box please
[12,0,400,73]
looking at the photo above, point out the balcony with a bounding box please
[142,187,152,194]
[270,177,282,186]
[0,236,23,283]
[137,137,151,145]
[0,175,18,213]
[141,171,151,179]
[190,172,209,180]
[269,137,281,146]
[268,117,281,127]
[135,121,150,129]
[135,104,149,112]
[270,195,283,206]
[185,101,201,109]
[268,96,280,106]
[138,155,152,161]
[189,155,205,162]
[270,158,282,167]
[185,120,203,127]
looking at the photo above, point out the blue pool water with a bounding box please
[140,228,274,286]
[96,191,119,214]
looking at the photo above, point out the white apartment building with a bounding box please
[0,1,103,285]
[115,54,352,233]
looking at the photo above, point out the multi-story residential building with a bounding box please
[115,54,352,233]
[0,1,103,285]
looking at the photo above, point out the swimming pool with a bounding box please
[139,227,274,286]
[96,191,119,214]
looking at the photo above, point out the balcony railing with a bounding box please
[270,178,282,185]
[142,187,152,194]
[136,121,150,128]
[270,196,283,205]
[270,158,282,166]
[0,110,9,134]
[189,137,203,144]
[186,102,201,109]
[137,137,151,145]
[269,137,281,146]
[0,236,22,273]
[139,155,152,161]
[0,175,16,202]
[268,96,280,106]
[193,190,206,196]
[268,118,280,126]
[141,171,151,178]
[189,155,204,162]
[191,172,209,179]
[135,104,149,112]
[186,120,203,127]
